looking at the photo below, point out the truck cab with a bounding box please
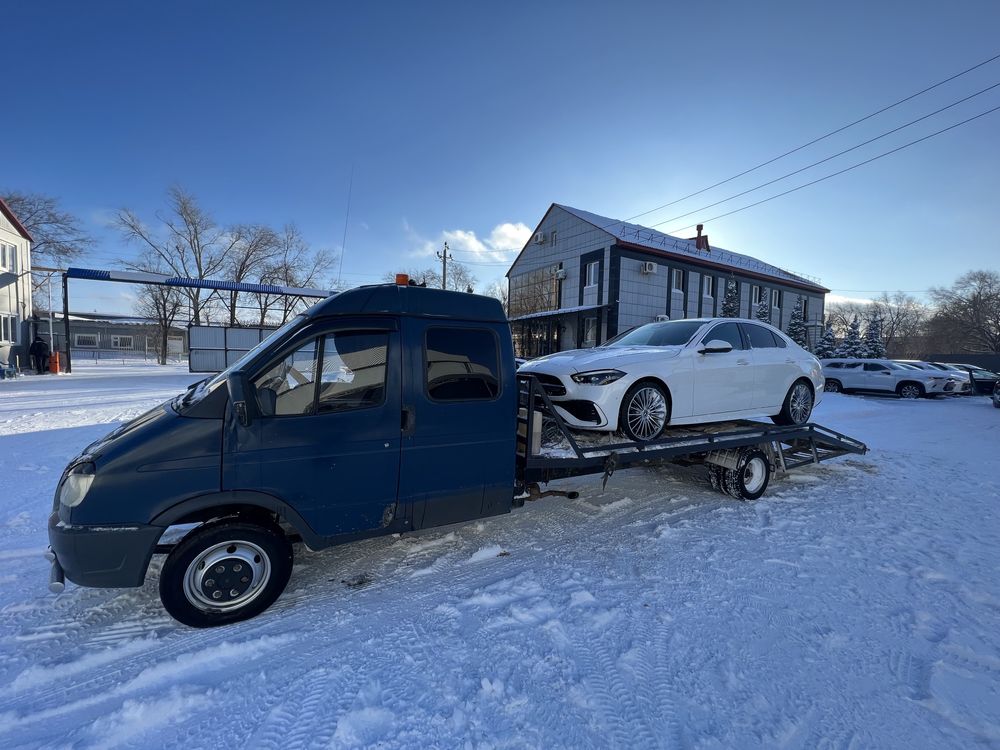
[49,282,516,627]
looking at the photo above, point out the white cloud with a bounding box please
[826,293,875,306]
[406,220,531,264]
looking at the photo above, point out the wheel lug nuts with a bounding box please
[215,565,225,574]
[212,590,222,599]
[205,579,215,587]
[230,589,239,597]
[241,576,249,583]
[233,564,242,572]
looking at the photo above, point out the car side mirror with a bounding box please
[698,339,734,354]
[226,370,255,427]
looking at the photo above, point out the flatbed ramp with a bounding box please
[515,374,867,501]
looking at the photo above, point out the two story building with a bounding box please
[0,198,33,365]
[507,204,828,358]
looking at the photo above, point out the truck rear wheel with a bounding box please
[159,520,293,628]
[718,448,771,501]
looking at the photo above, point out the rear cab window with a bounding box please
[425,327,501,401]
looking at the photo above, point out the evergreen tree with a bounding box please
[864,315,886,358]
[786,297,809,348]
[814,322,837,358]
[721,274,740,317]
[833,315,866,358]
[754,296,770,323]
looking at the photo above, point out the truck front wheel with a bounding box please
[159,520,293,628]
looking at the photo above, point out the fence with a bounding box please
[189,325,276,373]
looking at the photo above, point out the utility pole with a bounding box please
[436,242,452,290]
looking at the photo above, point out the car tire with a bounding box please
[824,378,841,394]
[159,520,293,628]
[719,448,771,501]
[897,382,924,400]
[619,381,670,442]
[771,380,814,426]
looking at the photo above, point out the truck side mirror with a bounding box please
[227,370,255,427]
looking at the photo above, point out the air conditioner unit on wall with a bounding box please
[640,261,657,274]
[552,268,567,280]
[533,232,546,244]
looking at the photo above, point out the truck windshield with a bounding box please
[177,315,306,410]
[603,320,705,348]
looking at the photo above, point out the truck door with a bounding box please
[226,320,402,538]
[398,319,514,529]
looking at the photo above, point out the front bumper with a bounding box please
[529,372,629,431]
[47,512,163,588]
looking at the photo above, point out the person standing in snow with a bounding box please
[29,336,50,374]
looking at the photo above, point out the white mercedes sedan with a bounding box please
[519,318,824,441]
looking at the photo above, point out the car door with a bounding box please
[863,362,895,391]
[838,362,864,389]
[226,320,402,538]
[742,322,791,409]
[690,321,755,415]
[397,319,515,530]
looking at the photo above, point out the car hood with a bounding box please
[520,345,683,374]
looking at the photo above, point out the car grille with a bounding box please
[531,373,567,397]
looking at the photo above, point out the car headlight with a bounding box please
[571,369,626,385]
[60,462,96,508]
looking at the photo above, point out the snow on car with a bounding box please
[519,318,823,441]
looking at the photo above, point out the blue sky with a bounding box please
[5,0,999,314]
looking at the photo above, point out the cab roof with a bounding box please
[304,283,507,323]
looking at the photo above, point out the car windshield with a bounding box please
[176,315,307,410]
[602,320,705,348]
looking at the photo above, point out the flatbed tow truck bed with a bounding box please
[514,374,868,502]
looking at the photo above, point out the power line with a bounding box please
[664,103,1000,235]
[626,50,1000,224]
[647,80,1000,229]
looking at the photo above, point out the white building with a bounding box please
[507,204,829,358]
[0,198,32,364]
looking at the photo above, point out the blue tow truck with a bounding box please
[48,280,866,627]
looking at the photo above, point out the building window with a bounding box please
[672,269,684,291]
[509,267,561,319]
[74,333,98,347]
[550,231,557,246]
[585,261,599,288]
[751,285,762,304]
[583,317,598,347]
[703,276,714,298]
[801,297,809,320]
[0,242,16,272]
[772,289,781,308]
[0,314,16,343]
[111,335,134,350]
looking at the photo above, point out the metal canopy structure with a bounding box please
[60,267,335,373]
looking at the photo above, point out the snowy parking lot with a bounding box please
[1,365,998,749]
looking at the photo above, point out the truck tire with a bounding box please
[159,520,293,628]
[721,448,771,501]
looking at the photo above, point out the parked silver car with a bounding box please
[821,358,956,399]
[893,360,972,395]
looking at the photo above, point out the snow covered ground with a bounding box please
[1,365,998,749]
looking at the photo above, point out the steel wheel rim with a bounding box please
[789,384,813,424]
[900,385,920,399]
[743,457,767,493]
[182,540,271,613]
[626,386,667,440]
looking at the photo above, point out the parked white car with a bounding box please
[892,360,972,394]
[519,318,824,441]
[821,358,955,398]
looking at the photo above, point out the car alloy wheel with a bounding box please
[625,385,668,441]
[899,384,922,399]
[824,378,841,393]
[789,383,813,424]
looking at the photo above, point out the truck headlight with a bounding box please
[60,462,96,508]
[571,369,626,385]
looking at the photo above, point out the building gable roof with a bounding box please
[554,204,828,293]
[0,197,33,242]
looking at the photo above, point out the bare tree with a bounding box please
[250,225,334,326]
[483,279,509,314]
[867,292,929,357]
[223,224,278,325]
[133,278,184,365]
[929,270,1000,353]
[1,190,91,302]
[116,186,240,324]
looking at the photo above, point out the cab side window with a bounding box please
[705,322,744,350]
[864,363,889,372]
[253,340,318,416]
[317,332,388,413]
[426,327,500,401]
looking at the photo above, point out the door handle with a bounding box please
[736,359,750,366]
[401,405,415,436]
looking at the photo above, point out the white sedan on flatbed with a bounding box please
[519,318,824,441]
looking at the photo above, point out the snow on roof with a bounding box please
[509,303,607,322]
[556,204,828,292]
